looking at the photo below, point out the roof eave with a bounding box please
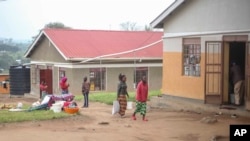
[43,31,68,60]
[67,57,162,62]
[24,31,44,58]
[24,29,68,60]
[150,0,186,28]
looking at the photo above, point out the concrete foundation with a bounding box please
[150,94,250,118]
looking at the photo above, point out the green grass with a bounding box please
[0,109,70,123]
[0,90,160,123]
[75,90,161,105]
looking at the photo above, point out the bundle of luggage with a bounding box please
[28,93,75,112]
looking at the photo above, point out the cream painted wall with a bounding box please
[164,35,223,53]
[29,64,39,96]
[106,67,162,92]
[70,68,89,95]
[161,34,224,99]
[107,67,125,92]
[148,67,162,90]
[54,67,90,95]
[29,64,162,96]
[53,67,59,94]
[163,0,250,33]
[107,67,135,92]
[162,52,205,100]
[162,33,250,100]
[29,37,66,63]
[163,38,182,52]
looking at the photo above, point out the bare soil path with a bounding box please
[0,95,250,141]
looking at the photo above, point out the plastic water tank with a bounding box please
[9,65,30,96]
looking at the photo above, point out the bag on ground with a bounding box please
[112,100,120,115]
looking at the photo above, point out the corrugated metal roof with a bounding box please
[27,29,163,60]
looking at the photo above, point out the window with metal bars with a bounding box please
[59,69,65,80]
[89,68,106,91]
[183,38,201,77]
[134,67,148,88]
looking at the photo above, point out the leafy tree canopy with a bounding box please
[0,43,19,52]
[44,22,71,29]
[0,40,30,71]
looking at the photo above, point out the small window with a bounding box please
[59,68,65,81]
[183,38,201,77]
[58,68,66,90]
[89,68,106,91]
[134,67,148,88]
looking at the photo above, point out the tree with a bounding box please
[120,21,138,31]
[0,39,31,69]
[120,22,155,31]
[0,53,16,69]
[144,25,153,31]
[32,22,71,40]
[0,43,19,52]
[44,22,71,29]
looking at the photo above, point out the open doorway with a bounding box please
[228,42,246,105]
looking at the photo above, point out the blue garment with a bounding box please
[62,90,69,94]
[83,91,89,107]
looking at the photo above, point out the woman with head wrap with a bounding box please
[60,77,70,94]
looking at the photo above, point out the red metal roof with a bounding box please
[43,29,163,59]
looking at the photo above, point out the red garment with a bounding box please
[60,77,69,90]
[63,101,71,107]
[40,84,47,91]
[136,81,148,102]
[60,82,69,90]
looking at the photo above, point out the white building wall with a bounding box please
[163,38,182,52]
[163,33,250,54]
[163,0,250,33]
[164,35,223,53]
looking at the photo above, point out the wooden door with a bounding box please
[245,42,250,110]
[205,42,223,104]
[40,69,53,96]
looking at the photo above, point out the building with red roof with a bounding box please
[150,0,250,110]
[24,29,163,96]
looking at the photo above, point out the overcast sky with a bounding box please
[0,0,174,41]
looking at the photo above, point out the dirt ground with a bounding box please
[0,95,250,141]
